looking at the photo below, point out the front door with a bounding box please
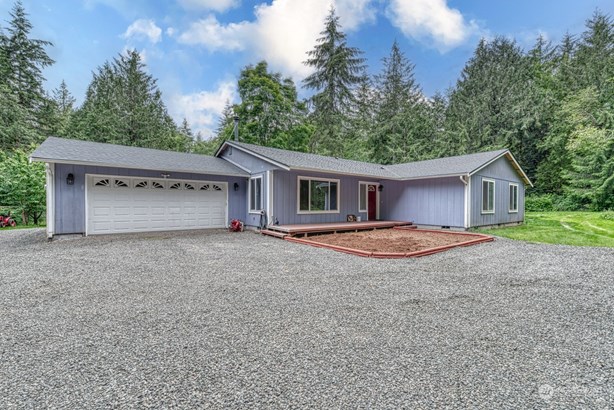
[367,184,377,220]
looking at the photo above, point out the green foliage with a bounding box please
[70,50,191,151]
[228,61,309,151]
[303,7,366,156]
[0,147,45,225]
[525,195,555,212]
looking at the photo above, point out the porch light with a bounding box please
[66,173,74,185]
[234,182,240,191]
[378,185,384,192]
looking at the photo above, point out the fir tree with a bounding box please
[303,7,366,156]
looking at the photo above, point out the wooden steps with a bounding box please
[260,229,288,239]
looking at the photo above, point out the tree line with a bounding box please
[0,2,612,226]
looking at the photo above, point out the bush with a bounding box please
[525,194,555,212]
[600,211,614,221]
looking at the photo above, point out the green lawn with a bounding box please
[475,212,614,247]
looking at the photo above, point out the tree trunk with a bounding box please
[21,210,28,226]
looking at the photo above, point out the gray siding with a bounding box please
[54,164,247,235]
[380,177,465,228]
[219,145,279,173]
[470,156,525,227]
[272,170,380,225]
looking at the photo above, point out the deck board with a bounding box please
[267,220,412,236]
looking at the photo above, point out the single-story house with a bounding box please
[30,137,532,238]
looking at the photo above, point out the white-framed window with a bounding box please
[297,176,340,214]
[249,176,263,213]
[509,183,519,213]
[481,178,495,214]
[358,182,368,212]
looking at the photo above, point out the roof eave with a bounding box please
[216,141,291,171]
[29,157,250,178]
[468,150,533,187]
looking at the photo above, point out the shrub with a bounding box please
[600,211,614,221]
[525,195,555,212]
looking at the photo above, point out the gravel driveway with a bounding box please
[1,228,613,408]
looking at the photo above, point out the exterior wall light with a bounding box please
[234,182,240,191]
[66,173,74,185]
[161,173,170,178]
[378,185,384,192]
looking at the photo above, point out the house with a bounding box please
[30,137,532,238]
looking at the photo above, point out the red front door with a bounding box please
[367,185,377,220]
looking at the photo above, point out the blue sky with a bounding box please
[1,0,612,137]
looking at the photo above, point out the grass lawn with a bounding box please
[475,212,614,247]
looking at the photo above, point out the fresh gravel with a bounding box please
[1,228,613,408]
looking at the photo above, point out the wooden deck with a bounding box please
[263,220,413,237]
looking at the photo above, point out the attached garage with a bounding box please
[30,137,248,238]
[86,175,228,235]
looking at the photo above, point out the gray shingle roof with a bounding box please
[31,137,248,177]
[229,142,397,178]
[227,141,514,181]
[387,149,509,179]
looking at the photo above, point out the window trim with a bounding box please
[358,182,368,213]
[248,176,263,214]
[296,176,341,214]
[508,182,519,213]
[481,178,496,215]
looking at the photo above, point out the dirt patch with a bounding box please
[306,229,477,253]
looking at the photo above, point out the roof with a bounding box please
[223,141,397,178]
[387,149,508,178]
[219,141,532,185]
[31,137,249,177]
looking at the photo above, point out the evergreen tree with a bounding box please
[303,7,366,156]
[345,75,374,161]
[444,37,531,157]
[71,50,189,151]
[369,40,421,164]
[3,1,53,126]
[232,61,308,149]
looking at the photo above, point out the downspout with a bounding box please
[460,175,470,229]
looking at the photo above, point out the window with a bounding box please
[249,176,263,213]
[114,179,128,188]
[184,183,195,190]
[170,182,181,190]
[135,180,148,188]
[151,181,164,189]
[509,183,519,213]
[358,183,368,212]
[298,177,339,213]
[481,178,495,214]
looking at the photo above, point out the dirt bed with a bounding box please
[306,229,475,253]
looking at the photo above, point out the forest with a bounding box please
[0,1,612,225]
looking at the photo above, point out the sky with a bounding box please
[1,0,612,138]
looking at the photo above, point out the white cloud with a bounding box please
[178,0,377,79]
[168,81,237,138]
[178,15,251,51]
[123,19,162,44]
[386,0,476,51]
[177,0,239,13]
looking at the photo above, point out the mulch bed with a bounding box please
[306,229,476,253]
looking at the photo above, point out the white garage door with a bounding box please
[86,175,228,235]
